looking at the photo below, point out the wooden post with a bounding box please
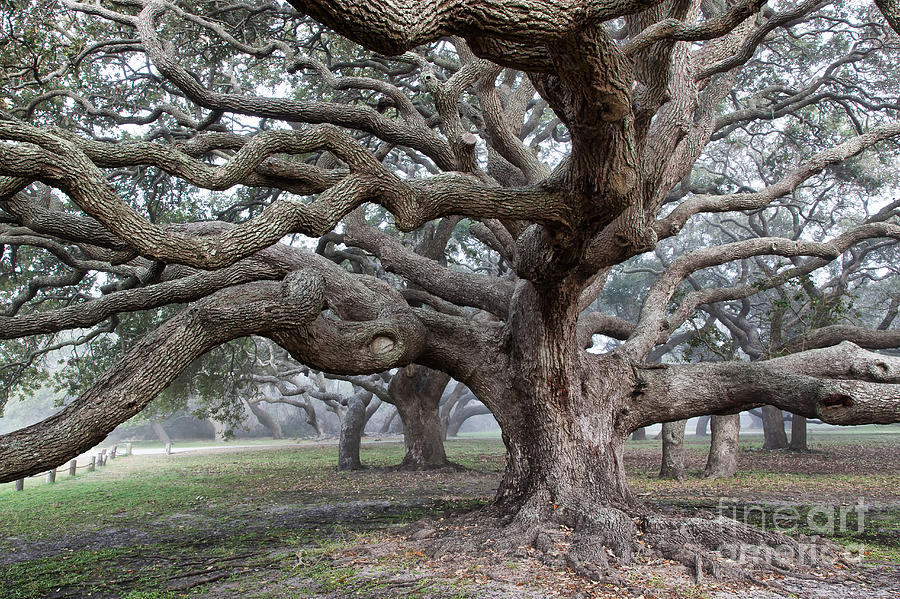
[99,449,107,466]
[89,457,96,472]
[69,459,77,477]
[165,442,172,455]
[14,479,23,491]
[125,443,132,456]
[46,470,56,484]
[110,445,117,459]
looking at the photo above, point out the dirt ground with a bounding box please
[0,434,898,599]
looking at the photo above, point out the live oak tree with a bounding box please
[3,0,900,578]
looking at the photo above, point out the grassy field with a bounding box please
[1,432,898,598]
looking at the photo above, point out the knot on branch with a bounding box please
[369,336,396,355]
[820,393,854,409]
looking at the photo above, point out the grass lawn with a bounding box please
[1,432,897,598]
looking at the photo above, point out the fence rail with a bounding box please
[11,442,133,491]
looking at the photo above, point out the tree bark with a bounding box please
[388,364,452,469]
[489,281,637,531]
[789,414,807,451]
[338,394,366,470]
[761,405,789,450]
[703,414,740,478]
[659,420,685,479]
[0,276,325,483]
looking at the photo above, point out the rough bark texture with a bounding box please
[659,420,686,479]
[761,405,789,450]
[703,414,740,479]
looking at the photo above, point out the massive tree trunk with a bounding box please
[491,282,636,529]
[659,420,686,479]
[388,364,452,470]
[789,414,808,451]
[704,414,740,478]
[761,405,789,449]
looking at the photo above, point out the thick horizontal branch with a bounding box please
[783,325,900,353]
[0,122,568,270]
[285,0,664,58]
[632,342,900,428]
[576,311,635,347]
[0,258,282,338]
[268,311,426,375]
[0,274,326,483]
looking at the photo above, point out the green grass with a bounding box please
[0,433,897,598]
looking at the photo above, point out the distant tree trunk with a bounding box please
[362,397,382,435]
[761,405,789,450]
[338,394,366,470]
[694,415,710,437]
[150,420,171,445]
[704,414,740,478]
[445,398,491,438]
[631,427,647,441]
[439,382,468,440]
[659,420,685,479]
[246,400,283,439]
[208,418,228,442]
[379,405,400,434]
[789,414,808,451]
[301,401,325,438]
[389,365,452,469]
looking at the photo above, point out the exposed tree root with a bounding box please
[401,502,852,588]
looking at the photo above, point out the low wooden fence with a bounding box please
[11,442,133,491]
